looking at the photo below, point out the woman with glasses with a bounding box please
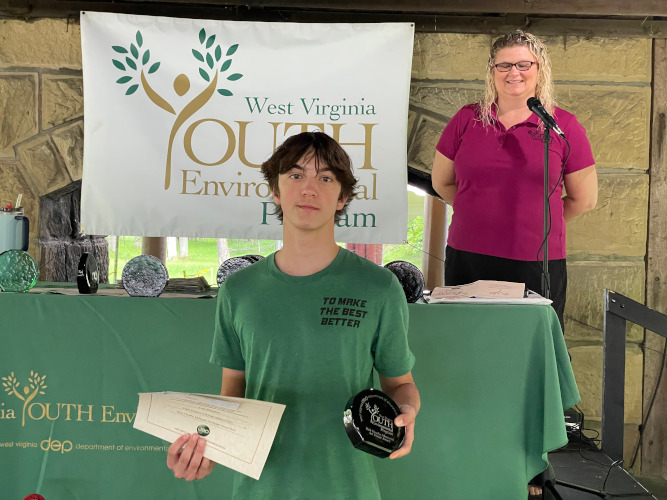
[431,30,597,333]
[432,30,597,498]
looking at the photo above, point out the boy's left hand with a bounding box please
[389,404,417,459]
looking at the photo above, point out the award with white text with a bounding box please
[343,388,404,458]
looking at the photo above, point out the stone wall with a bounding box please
[408,33,651,459]
[0,18,652,462]
[0,18,101,280]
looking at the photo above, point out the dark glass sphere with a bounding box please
[216,256,253,286]
[384,260,425,303]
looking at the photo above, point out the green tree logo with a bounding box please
[111,28,244,190]
[2,371,47,426]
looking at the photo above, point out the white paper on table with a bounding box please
[134,392,285,480]
[429,281,552,305]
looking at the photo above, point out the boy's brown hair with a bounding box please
[261,131,357,222]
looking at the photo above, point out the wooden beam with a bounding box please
[15,0,667,17]
[3,1,667,37]
[422,196,446,290]
[642,37,667,480]
[524,17,667,38]
[4,6,667,39]
[141,236,167,264]
[0,0,667,38]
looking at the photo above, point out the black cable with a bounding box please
[626,339,667,357]
[399,239,442,264]
[562,315,667,480]
[602,458,624,492]
[536,137,571,298]
[563,313,602,332]
[564,314,666,357]
[558,407,631,499]
[563,407,655,498]
[569,408,614,467]
[573,405,601,449]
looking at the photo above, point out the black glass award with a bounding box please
[343,388,405,458]
[77,252,99,294]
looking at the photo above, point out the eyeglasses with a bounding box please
[493,61,538,72]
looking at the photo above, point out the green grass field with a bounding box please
[108,237,278,284]
[108,236,424,285]
[108,190,430,284]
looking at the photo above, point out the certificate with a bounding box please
[429,280,552,305]
[134,392,285,479]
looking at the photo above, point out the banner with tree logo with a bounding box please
[80,12,414,243]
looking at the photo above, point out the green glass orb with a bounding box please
[0,250,39,292]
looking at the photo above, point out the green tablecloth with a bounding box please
[0,288,578,499]
[376,302,579,499]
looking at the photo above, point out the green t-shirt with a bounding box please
[210,248,414,499]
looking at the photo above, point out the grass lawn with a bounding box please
[108,235,424,285]
[108,237,279,285]
[108,190,430,284]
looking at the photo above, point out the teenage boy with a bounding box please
[167,131,420,499]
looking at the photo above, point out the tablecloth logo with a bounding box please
[110,28,244,191]
[2,371,47,426]
[2,370,135,427]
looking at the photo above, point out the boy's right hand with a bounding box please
[167,433,216,481]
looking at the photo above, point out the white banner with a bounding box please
[80,12,413,243]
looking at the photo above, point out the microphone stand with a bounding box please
[541,127,551,299]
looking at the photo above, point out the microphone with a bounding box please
[527,97,565,139]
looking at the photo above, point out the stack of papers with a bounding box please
[134,392,285,479]
[428,280,552,305]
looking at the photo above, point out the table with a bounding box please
[0,287,578,499]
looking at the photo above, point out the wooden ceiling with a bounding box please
[1,0,667,36]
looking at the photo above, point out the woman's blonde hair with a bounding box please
[479,30,555,128]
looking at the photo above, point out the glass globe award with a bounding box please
[122,255,169,297]
[0,250,39,292]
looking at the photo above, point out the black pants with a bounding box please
[444,246,567,332]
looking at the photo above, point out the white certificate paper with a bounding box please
[429,280,552,305]
[134,392,285,479]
